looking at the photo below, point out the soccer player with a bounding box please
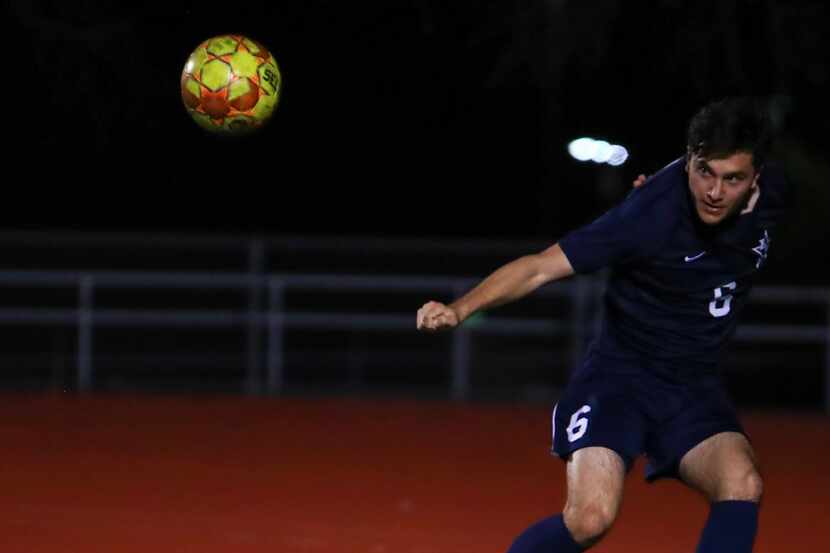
[416,97,790,552]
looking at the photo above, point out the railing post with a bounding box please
[246,239,265,395]
[266,278,285,395]
[77,275,94,392]
[450,283,471,400]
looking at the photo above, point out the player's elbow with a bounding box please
[532,243,575,287]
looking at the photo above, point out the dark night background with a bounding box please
[5,1,829,280]
[1,1,829,407]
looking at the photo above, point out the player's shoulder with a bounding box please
[609,157,687,259]
[618,157,686,218]
[640,157,686,194]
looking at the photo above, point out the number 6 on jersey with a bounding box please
[709,281,737,318]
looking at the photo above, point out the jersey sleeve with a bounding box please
[559,172,680,274]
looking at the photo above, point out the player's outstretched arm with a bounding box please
[416,243,575,332]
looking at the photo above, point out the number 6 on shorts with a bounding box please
[567,405,592,442]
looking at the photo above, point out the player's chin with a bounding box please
[696,204,729,225]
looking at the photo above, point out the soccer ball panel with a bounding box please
[205,36,238,57]
[228,79,259,111]
[201,59,232,92]
[228,50,259,79]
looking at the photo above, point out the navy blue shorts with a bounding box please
[550,351,745,481]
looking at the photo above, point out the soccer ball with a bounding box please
[180,34,282,135]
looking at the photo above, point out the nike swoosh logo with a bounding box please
[684,251,707,262]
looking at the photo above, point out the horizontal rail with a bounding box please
[0,309,569,335]
[0,270,825,303]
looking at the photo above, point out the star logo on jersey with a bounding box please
[752,230,770,268]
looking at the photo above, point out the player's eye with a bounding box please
[697,164,711,176]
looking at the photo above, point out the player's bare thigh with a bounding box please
[679,431,763,502]
[563,446,626,547]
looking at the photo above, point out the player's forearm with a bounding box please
[450,252,564,322]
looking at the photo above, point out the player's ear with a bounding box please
[751,170,761,190]
[751,162,763,189]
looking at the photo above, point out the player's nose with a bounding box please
[707,180,725,201]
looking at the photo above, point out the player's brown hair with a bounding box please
[687,97,772,171]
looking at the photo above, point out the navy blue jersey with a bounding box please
[559,157,790,376]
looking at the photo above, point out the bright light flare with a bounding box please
[568,137,629,166]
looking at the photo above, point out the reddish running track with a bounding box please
[0,394,827,552]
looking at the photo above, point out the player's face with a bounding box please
[686,152,760,225]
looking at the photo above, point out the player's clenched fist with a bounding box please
[416,301,461,332]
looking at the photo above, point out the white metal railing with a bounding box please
[0,270,827,411]
[0,270,590,399]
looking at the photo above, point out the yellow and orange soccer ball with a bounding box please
[180,34,282,135]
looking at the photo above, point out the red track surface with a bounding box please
[1,394,827,552]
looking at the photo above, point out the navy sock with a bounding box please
[506,514,583,553]
[696,500,759,553]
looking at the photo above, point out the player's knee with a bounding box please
[738,469,764,502]
[563,503,617,547]
[717,467,764,503]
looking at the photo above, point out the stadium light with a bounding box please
[568,137,628,166]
